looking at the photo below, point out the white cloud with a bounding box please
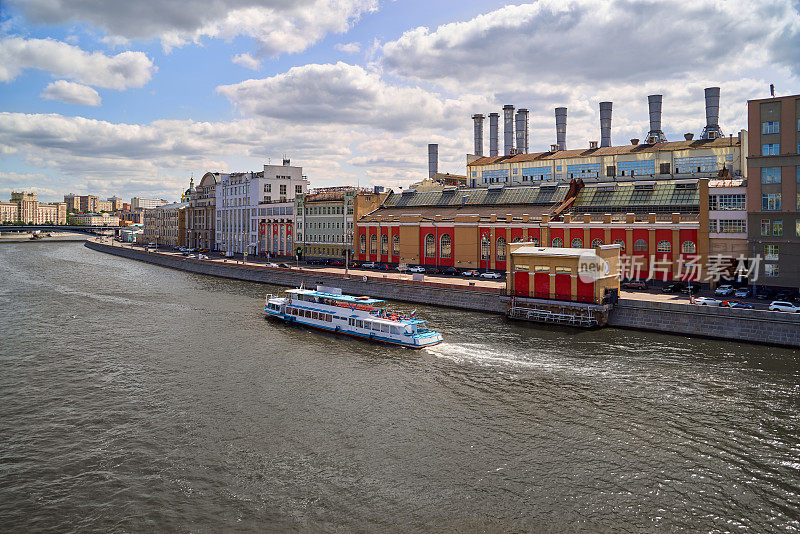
[335,41,360,54]
[232,52,261,70]
[40,80,101,106]
[0,37,155,89]
[10,0,379,56]
[216,62,490,131]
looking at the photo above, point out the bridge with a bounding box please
[0,225,122,236]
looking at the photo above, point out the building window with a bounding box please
[718,220,746,233]
[761,167,781,184]
[709,219,717,233]
[295,185,302,194]
[534,265,550,273]
[675,156,716,174]
[440,234,452,258]
[381,234,389,254]
[761,219,771,236]
[657,240,671,253]
[765,244,780,260]
[618,159,655,176]
[773,220,783,236]
[762,121,780,134]
[571,238,583,248]
[424,233,435,257]
[392,235,399,255]
[551,237,563,248]
[280,184,286,195]
[264,184,271,193]
[762,143,780,156]
[765,264,779,277]
[762,193,781,211]
[530,238,540,246]
[480,236,491,260]
[370,234,377,254]
[591,239,603,248]
[613,239,625,251]
[496,237,506,260]
[633,239,648,252]
[681,241,696,254]
[714,194,746,211]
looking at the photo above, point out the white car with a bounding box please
[694,297,722,306]
[769,301,800,313]
[714,285,735,296]
[408,266,426,273]
[265,262,279,268]
[186,254,196,258]
[361,262,376,268]
[198,253,209,260]
[733,288,751,298]
[479,271,503,279]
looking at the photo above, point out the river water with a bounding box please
[1,242,798,533]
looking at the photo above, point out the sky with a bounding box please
[1,0,799,203]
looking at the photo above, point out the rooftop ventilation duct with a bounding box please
[684,133,694,141]
[515,108,529,154]
[503,105,515,155]
[599,101,613,147]
[471,114,485,156]
[555,107,567,151]
[701,87,724,140]
[427,143,438,178]
[646,95,666,144]
[488,113,499,157]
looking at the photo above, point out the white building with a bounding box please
[214,160,309,255]
[131,197,168,210]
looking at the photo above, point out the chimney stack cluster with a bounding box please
[472,106,530,157]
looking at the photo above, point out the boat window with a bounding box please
[356,320,363,328]
[312,312,318,319]
[381,324,390,333]
[371,322,381,331]
[391,325,402,334]
[326,314,332,322]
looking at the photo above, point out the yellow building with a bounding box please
[140,202,187,247]
[0,192,66,225]
[69,213,120,226]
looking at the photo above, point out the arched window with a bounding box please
[440,234,452,258]
[657,240,671,253]
[682,241,696,253]
[634,239,648,252]
[392,235,399,255]
[370,234,377,254]
[381,234,388,254]
[613,239,625,251]
[571,238,583,248]
[530,238,540,246]
[512,237,523,243]
[496,237,506,260]
[552,237,563,247]
[424,233,435,257]
[359,234,366,254]
[591,239,603,248]
[480,236,490,260]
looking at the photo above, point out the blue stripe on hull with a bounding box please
[263,309,441,349]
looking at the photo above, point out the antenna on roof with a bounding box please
[770,84,775,97]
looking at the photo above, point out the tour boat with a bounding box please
[264,285,443,349]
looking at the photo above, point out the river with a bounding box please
[1,242,798,532]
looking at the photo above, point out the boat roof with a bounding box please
[287,288,386,304]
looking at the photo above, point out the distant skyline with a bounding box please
[1,0,799,202]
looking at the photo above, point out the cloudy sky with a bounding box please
[1,0,799,202]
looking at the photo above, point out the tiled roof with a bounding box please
[468,137,741,167]
[384,185,569,208]
[572,180,699,213]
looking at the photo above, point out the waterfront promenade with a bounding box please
[86,238,800,348]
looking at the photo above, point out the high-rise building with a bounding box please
[1,192,66,224]
[746,93,800,289]
[131,197,168,210]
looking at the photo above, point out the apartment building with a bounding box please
[746,93,800,288]
[0,192,66,224]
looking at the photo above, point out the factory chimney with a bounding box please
[515,109,529,154]
[555,107,567,151]
[701,87,724,140]
[503,105,515,155]
[428,143,438,178]
[471,114,485,156]
[599,101,613,147]
[489,113,499,156]
[645,94,666,144]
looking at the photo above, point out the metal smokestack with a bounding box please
[489,113,499,156]
[599,101,613,147]
[555,107,567,151]
[646,94,666,144]
[503,105,515,155]
[701,87,723,140]
[515,109,529,154]
[428,143,438,178]
[471,114,485,156]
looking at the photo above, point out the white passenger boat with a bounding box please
[264,285,443,349]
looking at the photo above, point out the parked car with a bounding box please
[733,288,751,298]
[694,297,722,306]
[278,263,291,268]
[408,266,426,273]
[681,284,702,295]
[756,289,775,300]
[329,259,345,267]
[479,271,503,279]
[721,299,753,309]
[376,264,391,271]
[198,253,209,260]
[661,283,684,293]
[361,261,376,268]
[714,284,735,296]
[441,266,459,276]
[621,280,648,290]
[461,269,479,277]
[769,301,800,313]
[265,262,279,268]
[776,290,798,301]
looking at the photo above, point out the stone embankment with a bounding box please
[85,240,800,348]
